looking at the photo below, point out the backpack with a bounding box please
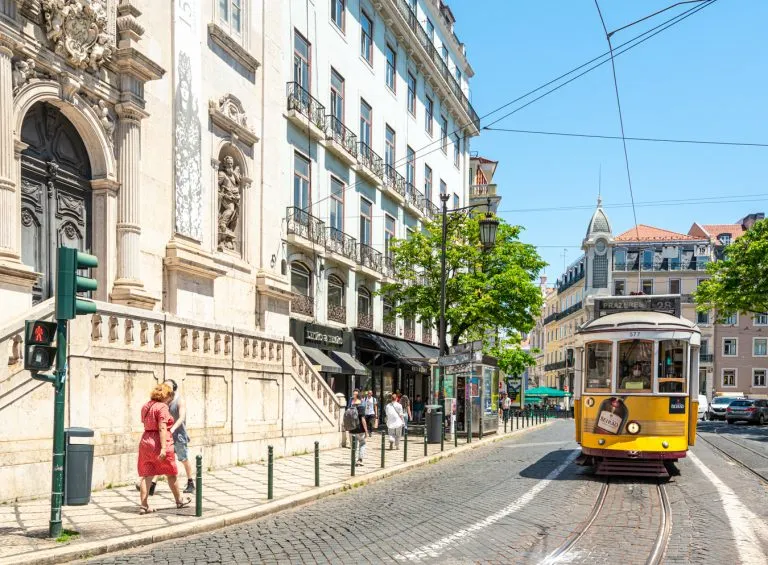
[343,406,359,432]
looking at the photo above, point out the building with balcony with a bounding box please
[468,153,501,214]
[277,0,477,402]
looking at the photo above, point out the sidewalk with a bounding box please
[0,416,560,565]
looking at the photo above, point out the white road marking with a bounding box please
[688,451,768,565]
[393,450,580,562]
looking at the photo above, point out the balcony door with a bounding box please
[293,30,311,91]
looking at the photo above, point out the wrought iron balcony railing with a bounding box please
[383,164,407,198]
[700,353,714,363]
[358,242,383,273]
[383,254,396,278]
[424,199,439,220]
[286,207,326,246]
[614,258,710,272]
[358,141,384,178]
[292,293,314,317]
[469,184,497,198]
[544,360,567,372]
[383,319,396,336]
[405,183,425,209]
[357,312,373,330]
[392,0,479,130]
[543,312,559,326]
[558,301,583,320]
[326,115,358,157]
[557,270,585,294]
[286,82,326,132]
[326,226,357,262]
[421,327,434,345]
[404,326,415,341]
[327,303,346,324]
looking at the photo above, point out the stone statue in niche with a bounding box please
[217,155,241,251]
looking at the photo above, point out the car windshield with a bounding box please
[713,398,734,405]
[729,400,752,407]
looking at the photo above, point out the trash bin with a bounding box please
[425,405,443,444]
[64,427,94,506]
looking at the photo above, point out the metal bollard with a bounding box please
[441,420,445,452]
[351,435,357,477]
[403,427,408,462]
[454,422,458,448]
[267,446,274,500]
[467,413,472,443]
[424,432,428,456]
[516,413,519,430]
[314,441,319,487]
[479,415,484,440]
[195,454,202,517]
[526,412,529,427]
[504,416,507,433]
[381,432,386,468]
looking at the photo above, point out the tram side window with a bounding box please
[585,342,612,392]
[658,340,687,393]
[618,340,653,392]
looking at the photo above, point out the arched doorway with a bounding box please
[19,102,93,304]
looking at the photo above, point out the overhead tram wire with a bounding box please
[481,128,768,149]
[302,0,717,213]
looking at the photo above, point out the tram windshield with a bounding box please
[618,340,653,392]
[658,340,687,393]
[585,342,612,392]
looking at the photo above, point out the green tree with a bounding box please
[487,335,538,377]
[380,214,546,348]
[694,219,768,319]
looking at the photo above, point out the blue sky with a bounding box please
[448,0,767,280]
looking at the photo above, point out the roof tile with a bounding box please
[614,224,703,242]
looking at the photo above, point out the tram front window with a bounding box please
[585,342,612,392]
[659,340,687,393]
[618,340,653,392]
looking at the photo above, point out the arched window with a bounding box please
[327,275,346,323]
[291,262,313,316]
[357,286,372,329]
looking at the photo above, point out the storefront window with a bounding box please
[585,342,612,392]
[617,340,653,392]
[658,340,687,393]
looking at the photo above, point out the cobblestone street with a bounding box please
[79,420,768,564]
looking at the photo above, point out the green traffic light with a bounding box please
[56,247,98,320]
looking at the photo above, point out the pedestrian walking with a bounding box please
[399,391,412,431]
[413,394,425,423]
[502,393,511,424]
[167,379,195,494]
[351,392,368,466]
[364,390,378,436]
[137,383,191,514]
[385,393,404,449]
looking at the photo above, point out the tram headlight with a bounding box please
[598,438,605,445]
[626,421,641,435]
[662,441,669,449]
[585,397,595,408]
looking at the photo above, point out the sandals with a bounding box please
[139,506,156,515]
[176,496,192,509]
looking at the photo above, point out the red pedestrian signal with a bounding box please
[24,320,57,372]
[32,323,48,343]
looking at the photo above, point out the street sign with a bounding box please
[438,350,482,366]
[449,339,486,355]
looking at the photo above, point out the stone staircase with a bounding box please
[0,300,343,502]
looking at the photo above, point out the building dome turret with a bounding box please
[585,196,612,239]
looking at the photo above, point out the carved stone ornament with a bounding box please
[217,155,241,252]
[90,98,115,138]
[41,0,115,71]
[208,94,258,147]
[12,58,36,93]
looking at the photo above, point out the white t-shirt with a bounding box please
[502,397,511,410]
[365,396,377,416]
[386,401,404,429]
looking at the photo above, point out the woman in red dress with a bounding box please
[137,383,191,513]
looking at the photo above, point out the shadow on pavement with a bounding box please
[517,449,591,481]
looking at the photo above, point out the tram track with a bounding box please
[542,479,671,565]
[696,432,768,483]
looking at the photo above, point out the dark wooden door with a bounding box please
[19,103,92,304]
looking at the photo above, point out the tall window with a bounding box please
[441,44,448,61]
[722,369,736,387]
[723,313,738,326]
[697,310,710,325]
[424,165,432,202]
[327,275,345,320]
[293,152,310,209]
[453,193,459,210]
[360,99,372,146]
[291,263,311,296]
[385,215,396,258]
[219,0,243,38]
[360,198,372,245]
[358,286,372,317]
[754,338,767,357]
[754,369,766,387]
[455,67,462,84]
[755,313,768,326]
[669,279,681,294]
[293,30,311,90]
[440,115,448,153]
[331,0,345,31]
[385,126,396,168]
[723,338,737,356]
[426,19,434,43]
[406,146,415,186]
[329,176,344,232]
[360,11,373,64]
[642,249,654,270]
[641,279,653,295]
[425,96,433,135]
[439,179,447,195]
[330,68,344,122]
[407,72,416,115]
[614,279,625,296]
[453,134,460,166]
[614,248,627,269]
[385,44,397,91]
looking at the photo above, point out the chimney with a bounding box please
[738,212,765,230]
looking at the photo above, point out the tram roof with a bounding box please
[580,311,698,332]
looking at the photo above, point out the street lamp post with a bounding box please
[436,195,499,408]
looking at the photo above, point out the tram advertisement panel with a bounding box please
[583,395,688,435]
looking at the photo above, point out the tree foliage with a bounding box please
[487,335,538,377]
[380,214,546,347]
[694,219,768,319]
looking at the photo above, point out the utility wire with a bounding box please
[303,0,716,212]
[482,127,768,148]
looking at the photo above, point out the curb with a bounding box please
[3,419,560,565]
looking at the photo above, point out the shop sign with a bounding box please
[596,296,680,318]
[439,351,482,366]
[304,324,344,347]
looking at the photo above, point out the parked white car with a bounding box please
[697,394,708,420]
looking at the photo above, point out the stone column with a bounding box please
[0,42,16,259]
[110,102,156,309]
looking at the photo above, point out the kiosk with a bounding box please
[437,350,499,437]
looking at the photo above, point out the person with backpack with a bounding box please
[342,390,368,465]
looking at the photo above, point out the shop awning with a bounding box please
[330,351,369,376]
[301,346,342,373]
[354,330,438,370]
[410,343,439,362]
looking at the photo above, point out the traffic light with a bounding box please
[55,247,98,320]
[24,320,57,371]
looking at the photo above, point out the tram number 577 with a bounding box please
[629,331,642,338]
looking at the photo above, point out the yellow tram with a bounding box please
[574,296,701,477]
